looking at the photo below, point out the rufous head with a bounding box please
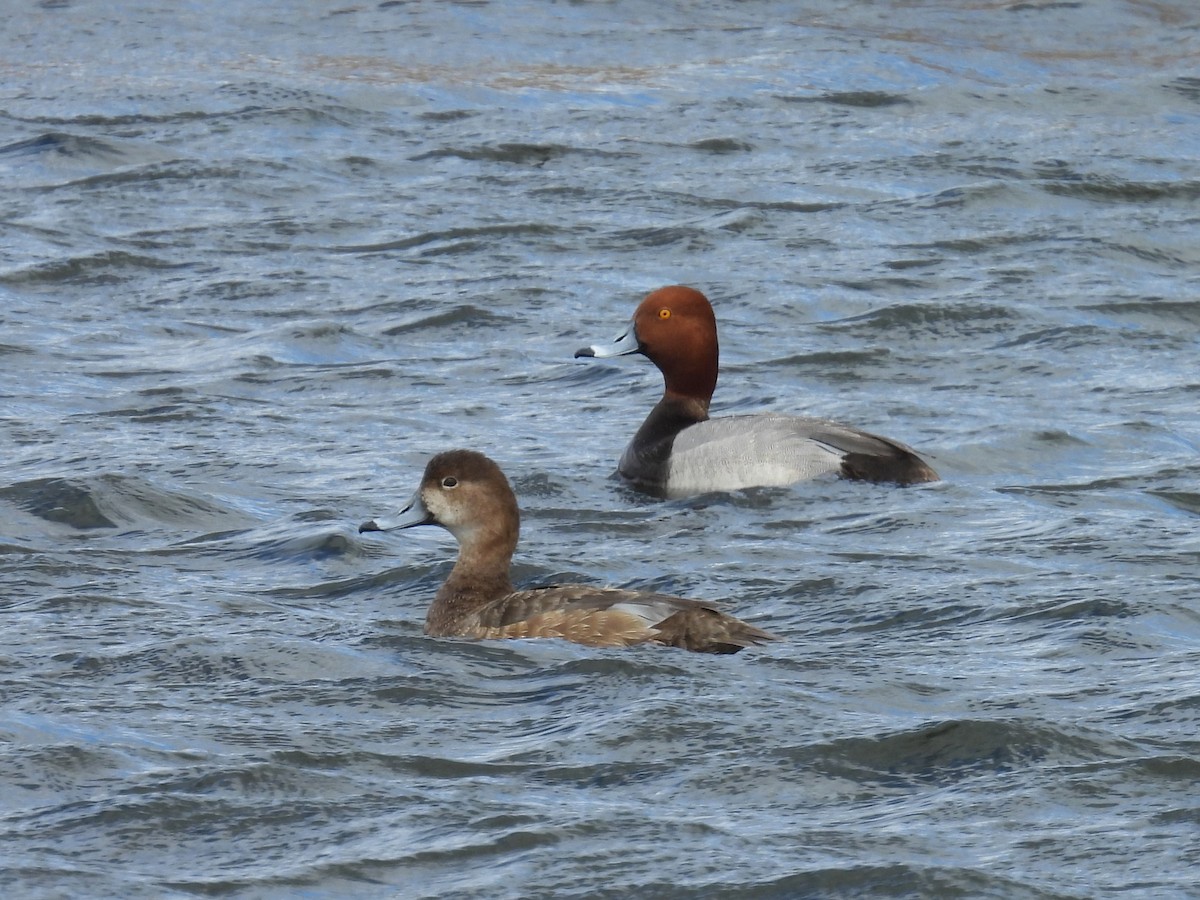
[629,285,719,401]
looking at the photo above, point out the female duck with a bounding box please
[575,285,939,497]
[359,449,776,654]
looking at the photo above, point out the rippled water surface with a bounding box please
[3,1,1200,897]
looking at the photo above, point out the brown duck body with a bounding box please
[430,582,774,653]
[575,285,939,497]
[360,450,776,654]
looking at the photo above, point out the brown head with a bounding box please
[359,449,522,633]
[359,449,520,577]
[576,285,720,406]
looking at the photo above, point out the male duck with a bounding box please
[575,285,939,497]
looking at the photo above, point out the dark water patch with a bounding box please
[262,567,399,604]
[417,108,478,123]
[0,742,136,801]
[0,250,191,286]
[1164,75,1200,103]
[720,196,844,214]
[1008,2,1084,11]
[1029,429,1087,447]
[334,154,381,175]
[374,754,534,781]
[62,640,256,684]
[901,226,1059,254]
[686,137,753,153]
[182,522,356,566]
[599,223,714,252]
[225,321,384,367]
[18,790,344,859]
[1041,177,1200,204]
[991,323,1110,351]
[0,872,149,900]
[336,296,430,318]
[381,304,515,334]
[4,95,361,129]
[334,223,558,255]
[214,81,374,121]
[779,90,911,108]
[0,131,186,192]
[1148,490,1200,516]
[1134,692,1200,737]
[1082,299,1200,327]
[864,184,996,215]
[0,131,163,165]
[24,161,247,194]
[123,759,366,802]
[699,195,844,214]
[86,365,192,381]
[550,359,649,390]
[831,274,928,292]
[998,476,1139,498]
[362,635,559,684]
[224,103,362,130]
[525,759,672,790]
[361,819,560,869]
[369,649,681,714]
[514,506,658,537]
[506,471,569,501]
[1147,750,1200,782]
[808,718,1131,786]
[953,157,1026,180]
[818,302,1020,339]
[267,747,434,779]
[95,474,249,530]
[1008,595,1133,623]
[531,653,694,682]
[1152,805,1200,827]
[883,256,943,271]
[96,403,209,424]
[410,142,626,165]
[1094,240,1194,269]
[1,474,250,531]
[652,866,1073,900]
[0,478,117,529]
[840,599,991,636]
[0,541,39,555]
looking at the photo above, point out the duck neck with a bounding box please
[645,391,710,433]
[619,392,710,494]
[426,528,516,634]
[660,363,717,408]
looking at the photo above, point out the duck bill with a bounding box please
[574,320,641,359]
[359,491,432,533]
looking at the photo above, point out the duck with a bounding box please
[358,449,777,654]
[575,285,939,497]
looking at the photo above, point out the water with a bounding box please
[2,1,1199,896]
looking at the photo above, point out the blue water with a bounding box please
[2,1,1199,897]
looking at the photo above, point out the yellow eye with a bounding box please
[658,308,671,320]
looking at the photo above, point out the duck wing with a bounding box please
[467,585,777,654]
[668,414,937,491]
